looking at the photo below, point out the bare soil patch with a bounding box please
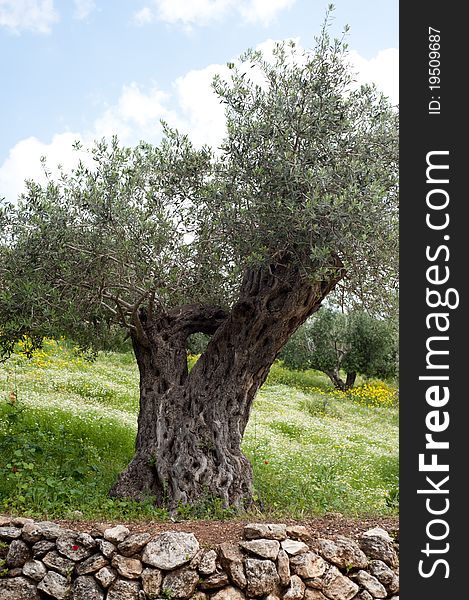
[52,514,399,549]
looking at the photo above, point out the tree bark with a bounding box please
[110,260,343,510]
[345,371,357,390]
[325,369,357,391]
[325,369,347,391]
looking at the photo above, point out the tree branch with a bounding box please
[130,290,151,348]
[101,301,118,316]
[169,304,229,337]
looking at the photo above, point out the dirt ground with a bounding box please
[53,514,399,549]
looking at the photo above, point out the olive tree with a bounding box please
[280,309,398,390]
[0,22,398,510]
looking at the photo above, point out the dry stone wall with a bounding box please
[0,517,399,600]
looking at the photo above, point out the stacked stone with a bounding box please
[216,524,399,600]
[0,517,399,600]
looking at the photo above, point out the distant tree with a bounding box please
[0,15,398,510]
[280,309,398,390]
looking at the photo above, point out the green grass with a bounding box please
[265,361,334,392]
[0,340,398,520]
[245,386,398,516]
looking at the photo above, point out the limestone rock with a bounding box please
[286,526,313,543]
[111,554,143,579]
[277,548,291,586]
[362,527,392,541]
[359,529,398,568]
[321,566,358,600]
[142,531,199,570]
[240,539,280,560]
[264,593,282,600]
[198,549,218,575]
[90,524,108,536]
[353,571,386,599]
[189,549,205,570]
[0,576,40,600]
[244,523,287,541]
[211,585,246,600]
[104,525,130,544]
[76,532,96,550]
[72,575,104,600]
[6,539,31,568]
[8,568,24,577]
[11,517,32,527]
[43,550,75,576]
[304,590,328,600]
[141,566,163,598]
[33,521,65,539]
[107,579,141,600]
[95,565,117,588]
[245,558,280,597]
[317,537,368,570]
[199,571,229,589]
[97,538,116,559]
[32,539,56,558]
[191,592,208,600]
[284,575,306,600]
[22,559,47,581]
[162,567,200,599]
[0,526,22,540]
[304,578,323,590]
[281,539,309,556]
[56,533,93,561]
[76,553,109,575]
[369,560,399,594]
[21,522,44,544]
[117,532,151,556]
[218,543,246,588]
[290,552,327,579]
[37,571,71,600]
[357,592,373,600]
[0,516,11,526]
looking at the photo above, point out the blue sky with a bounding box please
[0,0,398,202]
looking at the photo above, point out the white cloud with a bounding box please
[93,82,177,144]
[133,0,295,27]
[172,64,230,149]
[240,0,295,26]
[94,63,231,152]
[0,84,178,203]
[0,0,58,34]
[134,0,233,26]
[73,0,96,20]
[91,69,231,152]
[348,48,399,106]
[133,6,153,25]
[0,133,87,203]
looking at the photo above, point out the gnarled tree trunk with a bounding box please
[110,261,343,510]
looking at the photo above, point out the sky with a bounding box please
[0,0,398,203]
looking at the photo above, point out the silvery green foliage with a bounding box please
[0,15,397,356]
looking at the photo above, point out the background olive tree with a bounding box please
[280,309,398,390]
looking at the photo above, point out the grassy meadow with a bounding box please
[0,339,398,521]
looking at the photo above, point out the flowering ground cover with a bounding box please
[0,340,398,520]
